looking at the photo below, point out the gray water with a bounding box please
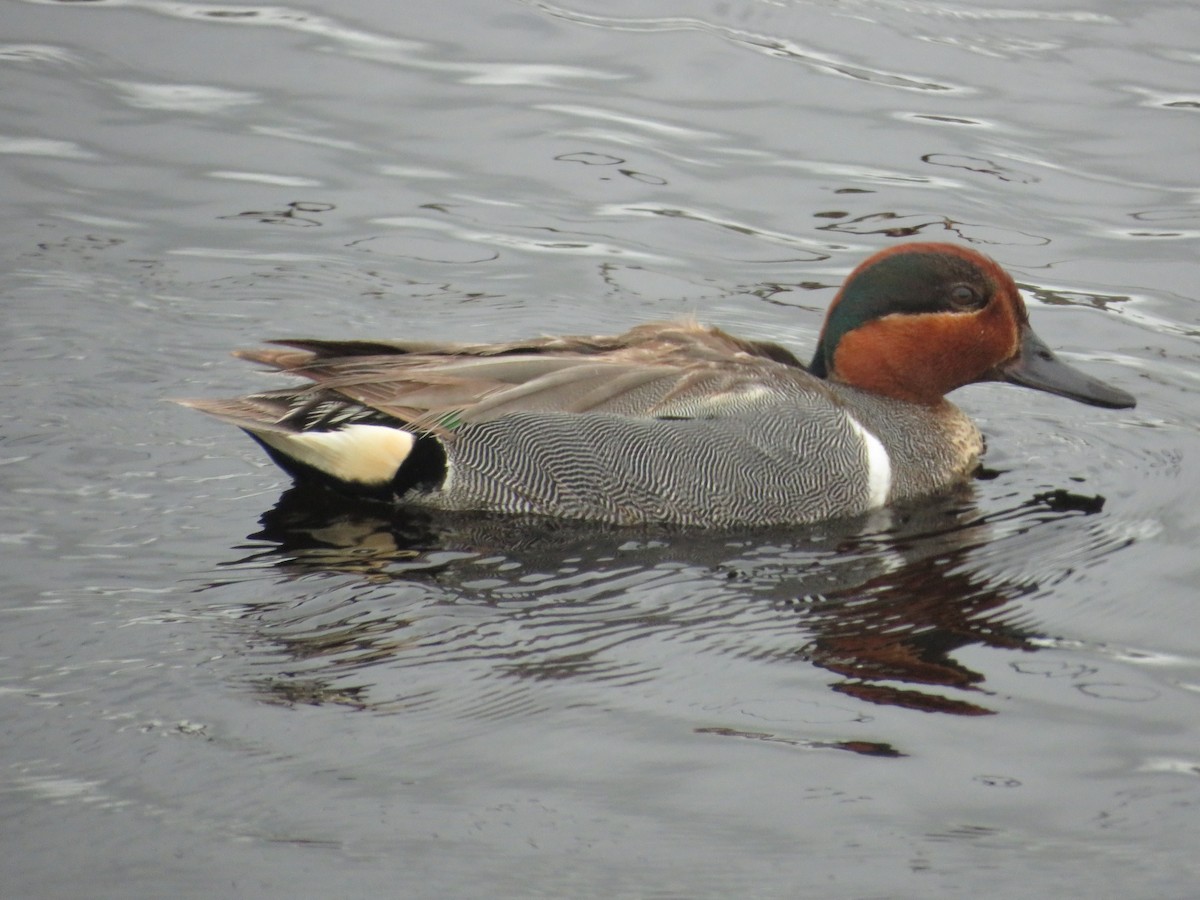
[4,1,1199,897]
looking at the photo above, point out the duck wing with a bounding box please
[184,321,817,436]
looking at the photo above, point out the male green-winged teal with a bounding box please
[180,243,1135,526]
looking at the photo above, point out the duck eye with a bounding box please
[950,283,983,309]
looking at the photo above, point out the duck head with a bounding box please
[809,243,1135,409]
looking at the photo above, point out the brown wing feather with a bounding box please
[175,395,299,433]
[196,321,813,434]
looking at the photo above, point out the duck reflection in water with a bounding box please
[227,482,1112,724]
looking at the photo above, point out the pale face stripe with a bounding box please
[844,413,893,509]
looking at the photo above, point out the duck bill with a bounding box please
[998,325,1136,409]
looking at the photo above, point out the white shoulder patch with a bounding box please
[844,413,892,509]
[250,424,415,486]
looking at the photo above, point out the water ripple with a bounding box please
[0,42,84,66]
[0,136,96,159]
[108,80,259,113]
[23,0,620,86]
[595,202,831,261]
[529,2,968,92]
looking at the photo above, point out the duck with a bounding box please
[180,242,1135,527]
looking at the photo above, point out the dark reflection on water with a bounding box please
[224,480,1114,726]
[218,200,336,228]
[814,209,1051,245]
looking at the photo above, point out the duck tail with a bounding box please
[176,397,446,499]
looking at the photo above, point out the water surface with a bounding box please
[3,0,1199,897]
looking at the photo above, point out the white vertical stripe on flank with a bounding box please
[845,413,892,509]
